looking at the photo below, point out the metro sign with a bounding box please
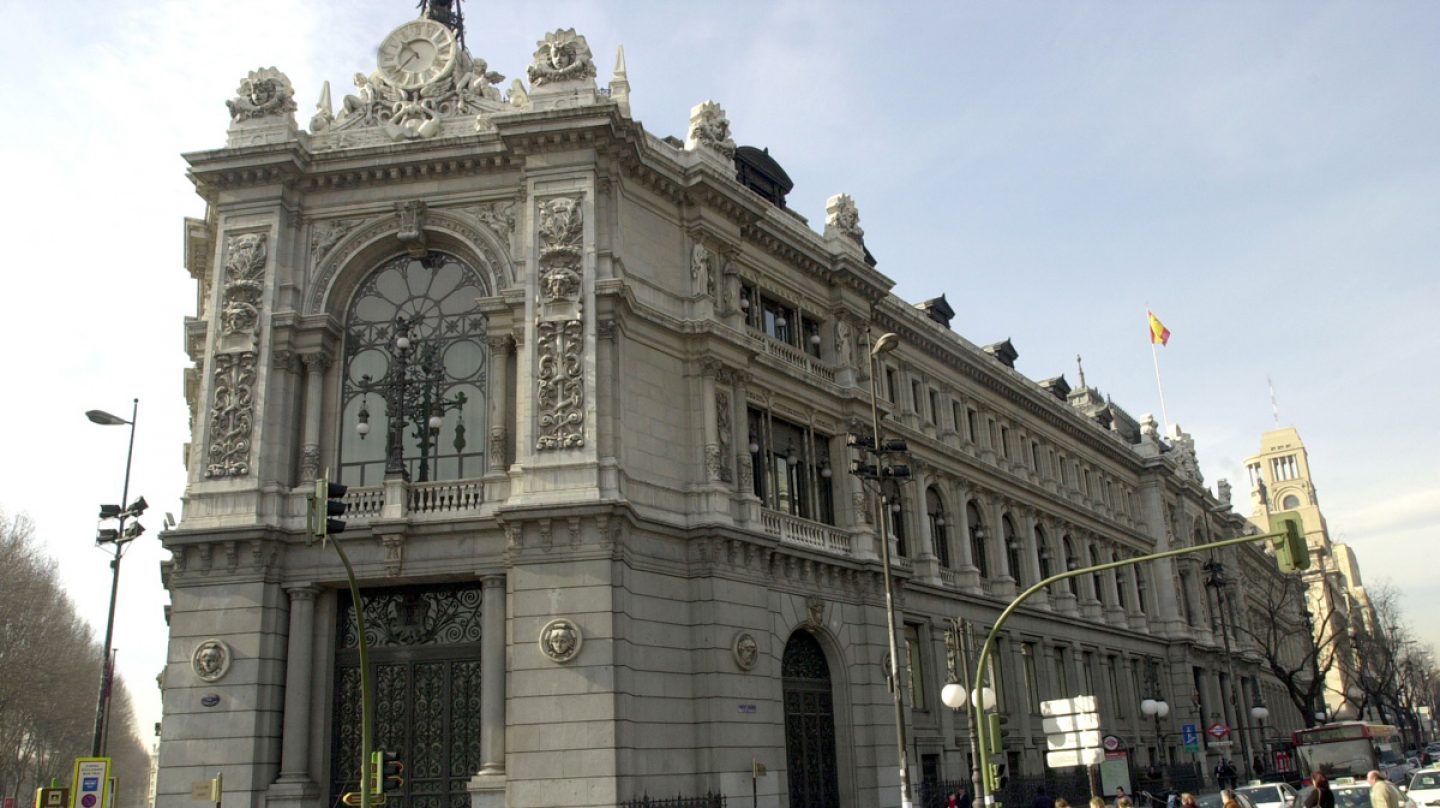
[1207,723,1231,740]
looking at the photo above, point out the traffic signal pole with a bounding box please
[330,536,374,808]
[972,526,1300,807]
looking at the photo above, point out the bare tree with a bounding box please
[1231,571,1342,727]
[0,512,152,806]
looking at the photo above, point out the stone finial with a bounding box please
[1167,424,1203,483]
[686,101,735,158]
[825,194,865,244]
[1216,478,1232,505]
[528,29,597,87]
[1139,413,1161,444]
[311,81,335,132]
[609,45,631,117]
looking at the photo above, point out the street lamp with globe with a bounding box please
[1141,697,1172,766]
[1250,701,1271,774]
[942,684,995,794]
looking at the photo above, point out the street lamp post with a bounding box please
[1141,697,1172,767]
[1203,557,1253,779]
[354,316,468,482]
[86,400,146,757]
[849,330,914,808]
[1250,700,1270,774]
[943,618,993,794]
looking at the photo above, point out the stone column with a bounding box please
[485,336,513,475]
[299,353,330,482]
[277,584,319,784]
[992,499,1016,597]
[479,575,506,774]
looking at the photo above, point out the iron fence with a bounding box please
[918,762,1206,808]
[620,792,726,808]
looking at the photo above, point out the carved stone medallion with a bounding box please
[192,638,232,682]
[539,617,582,663]
[805,596,825,630]
[732,631,758,672]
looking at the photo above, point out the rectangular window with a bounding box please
[885,367,898,403]
[1082,651,1095,695]
[1031,441,1041,472]
[1056,647,1070,697]
[967,408,978,442]
[1022,643,1040,714]
[760,295,794,344]
[801,316,821,358]
[1000,426,1011,459]
[952,401,963,434]
[911,381,923,417]
[905,625,926,710]
[745,407,835,525]
[1108,655,1125,718]
[929,390,940,424]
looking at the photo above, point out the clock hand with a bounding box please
[398,45,418,69]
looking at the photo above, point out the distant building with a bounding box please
[158,8,1305,808]
[1244,427,1374,720]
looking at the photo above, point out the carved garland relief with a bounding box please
[220,233,267,337]
[207,351,257,478]
[535,196,586,451]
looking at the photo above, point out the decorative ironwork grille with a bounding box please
[340,252,489,486]
[782,631,839,808]
[331,584,485,808]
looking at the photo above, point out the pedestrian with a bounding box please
[1253,755,1266,777]
[1090,796,1107,808]
[1033,786,1057,808]
[1304,771,1335,808]
[1180,793,1199,808]
[1168,792,1180,808]
[957,786,974,808]
[1222,790,1240,808]
[1118,798,1134,808]
[1367,770,1402,808]
[1056,799,1072,808]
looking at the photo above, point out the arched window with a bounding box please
[1036,525,1052,581]
[1062,535,1078,595]
[967,501,988,577]
[927,487,950,568]
[1089,543,1103,603]
[1135,555,1148,611]
[340,253,489,486]
[889,492,908,557]
[1003,514,1023,586]
[1281,494,1301,510]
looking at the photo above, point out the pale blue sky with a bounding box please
[1,0,1435,741]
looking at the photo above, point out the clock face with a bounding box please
[378,19,457,90]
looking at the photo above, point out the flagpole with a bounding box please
[1150,339,1171,433]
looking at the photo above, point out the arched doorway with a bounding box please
[783,631,839,808]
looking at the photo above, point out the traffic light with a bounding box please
[381,751,405,797]
[986,761,1009,791]
[307,477,349,545]
[1268,511,1311,573]
[988,712,1004,755]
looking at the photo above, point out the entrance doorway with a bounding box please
[783,631,840,808]
[330,583,486,808]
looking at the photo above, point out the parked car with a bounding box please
[1329,777,1419,808]
[1238,782,1300,808]
[1405,768,1440,807]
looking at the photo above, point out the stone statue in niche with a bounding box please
[834,319,855,369]
[226,68,297,124]
[690,242,712,298]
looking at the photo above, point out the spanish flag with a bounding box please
[1147,310,1171,346]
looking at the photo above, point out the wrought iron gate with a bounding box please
[782,631,839,808]
[330,583,486,808]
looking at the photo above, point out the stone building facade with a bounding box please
[158,9,1305,808]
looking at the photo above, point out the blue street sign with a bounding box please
[1181,724,1200,751]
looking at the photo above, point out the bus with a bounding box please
[1292,722,1407,784]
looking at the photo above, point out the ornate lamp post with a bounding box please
[1204,557,1254,776]
[1250,699,1270,773]
[1141,696,1173,767]
[86,400,146,757]
[943,618,995,793]
[354,316,468,482]
[848,330,915,808]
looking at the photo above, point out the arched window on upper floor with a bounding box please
[889,491,908,557]
[926,487,949,568]
[967,501,988,577]
[1062,535,1078,595]
[1003,514,1023,586]
[1088,543,1103,603]
[339,252,489,486]
[1036,525,1052,581]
